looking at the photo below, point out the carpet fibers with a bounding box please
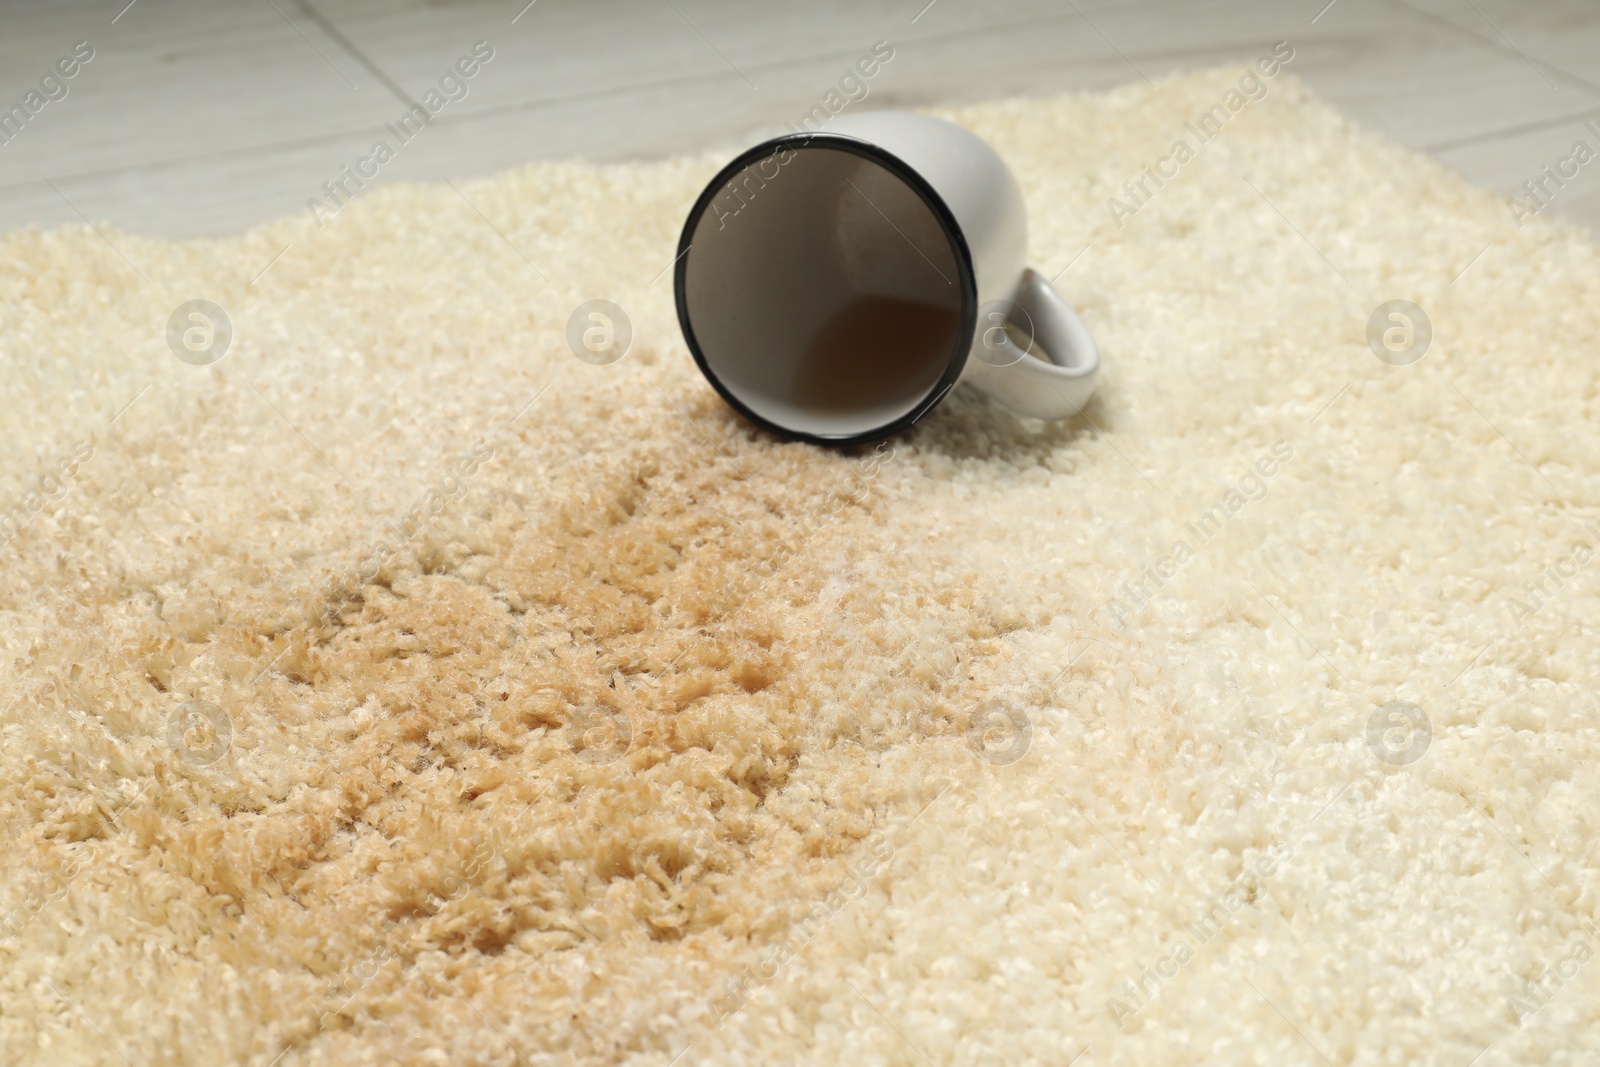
[2,67,1599,1066]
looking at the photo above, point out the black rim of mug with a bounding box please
[674,132,979,447]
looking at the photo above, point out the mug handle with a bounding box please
[962,268,1100,420]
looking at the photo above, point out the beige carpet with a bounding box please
[3,65,1599,1066]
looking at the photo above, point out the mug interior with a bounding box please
[680,141,968,440]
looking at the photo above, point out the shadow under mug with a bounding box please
[674,110,1100,445]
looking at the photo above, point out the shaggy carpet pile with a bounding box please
[2,66,1598,1066]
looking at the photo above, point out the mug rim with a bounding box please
[673,131,980,446]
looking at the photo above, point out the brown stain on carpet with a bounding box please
[9,422,1010,1063]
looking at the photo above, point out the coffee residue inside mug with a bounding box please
[788,295,961,416]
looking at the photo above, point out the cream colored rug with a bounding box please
[3,66,1598,1066]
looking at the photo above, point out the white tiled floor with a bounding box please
[2,0,1599,238]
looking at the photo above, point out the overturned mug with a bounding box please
[674,110,1099,445]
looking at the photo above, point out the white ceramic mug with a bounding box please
[674,110,1099,444]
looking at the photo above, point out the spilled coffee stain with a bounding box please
[54,425,1012,1063]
